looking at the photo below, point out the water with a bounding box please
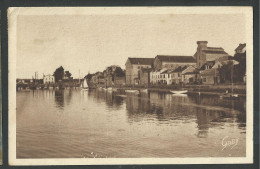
[16,89,246,158]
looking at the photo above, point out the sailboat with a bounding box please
[81,79,89,91]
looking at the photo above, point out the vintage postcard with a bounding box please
[0,12,2,164]
[8,7,253,165]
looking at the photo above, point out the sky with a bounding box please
[16,12,246,79]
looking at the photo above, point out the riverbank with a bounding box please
[17,83,246,97]
[119,84,246,96]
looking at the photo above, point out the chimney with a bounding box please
[197,41,208,50]
[196,41,208,68]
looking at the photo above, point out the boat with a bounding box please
[107,87,113,91]
[220,91,239,99]
[112,88,118,92]
[140,89,148,93]
[170,90,188,94]
[125,89,139,93]
[81,79,89,91]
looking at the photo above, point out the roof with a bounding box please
[202,50,228,55]
[183,71,199,75]
[235,43,246,51]
[156,55,196,63]
[170,66,188,73]
[206,47,224,50]
[140,67,153,73]
[200,61,216,70]
[128,58,154,65]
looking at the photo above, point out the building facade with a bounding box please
[43,75,55,84]
[125,58,154,85]
[194,41,230,68]
[153,55,196,71]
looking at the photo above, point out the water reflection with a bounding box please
[123,91,246,138]
[17,89,247,158]
[55,90,64,109]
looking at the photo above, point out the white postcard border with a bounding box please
[8,7,254,165]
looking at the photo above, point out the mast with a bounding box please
[79,69,80,84]
[231,61,234,94]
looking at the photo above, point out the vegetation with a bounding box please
[65,71,72,79]
[218,59,246,83]
[85,73,93,81]
[53,66,64,82]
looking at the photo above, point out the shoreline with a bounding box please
[17,83,246,97]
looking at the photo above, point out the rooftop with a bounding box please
[128,58,154,65]
[156,55,196,63]
[235,43,246,51]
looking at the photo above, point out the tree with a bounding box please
[53,66,64,82]
[114,67,125,77]
[218,61,232,83]
[84,73,93,81]
[65,71,72,79]
[218,60,246,83]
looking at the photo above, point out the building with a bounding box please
[43,75,55,84]
[169,65,196,84]
[153,55,196,71]
[16,79,33,84]
[104,65,125,87]
[194,41,230,68]
[198,61,224,85]
[182,71,200,84]
[235,43,246,54]
[150,68,175,85]
[125,58,154,85]
[139,68,152,86]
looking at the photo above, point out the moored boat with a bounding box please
[170,90,188,94]
[107,87,113,91]
[81,79,89,91]
[140,89,148,93]
[220,93,239,99]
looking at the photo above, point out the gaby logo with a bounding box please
[221,136,239,151]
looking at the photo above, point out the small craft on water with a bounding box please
[140,89,148,93]
[112,88,118,92]
[81,79,89,91]
[220,91,239,99]
[125,89,139,94]
[170,90,188,94]
[107,87,113,91]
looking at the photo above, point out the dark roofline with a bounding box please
[202,50,228,55]
[128,58,154,65]
[156,55,196,63]
[235,43,246,51]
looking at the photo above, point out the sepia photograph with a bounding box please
[0,12,2,164]
[8,7,253,165]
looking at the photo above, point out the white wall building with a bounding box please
[43,75,55,84]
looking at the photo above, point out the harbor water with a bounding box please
[16,89,246,158]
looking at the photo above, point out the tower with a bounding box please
[196,41,208,68]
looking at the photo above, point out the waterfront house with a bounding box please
[17,79,33,84]
[182,70,200,84]
[169,65,196,84]
[43,75,55,84]
[234,43,246,82]
[150,68,175,85]
[235,43,246,54]
[153,55,196,71]
[104,65,125,87]
[125,58,154,85]
[194,41,230,68]
[139,68,153,86]
[198,61,223,85]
